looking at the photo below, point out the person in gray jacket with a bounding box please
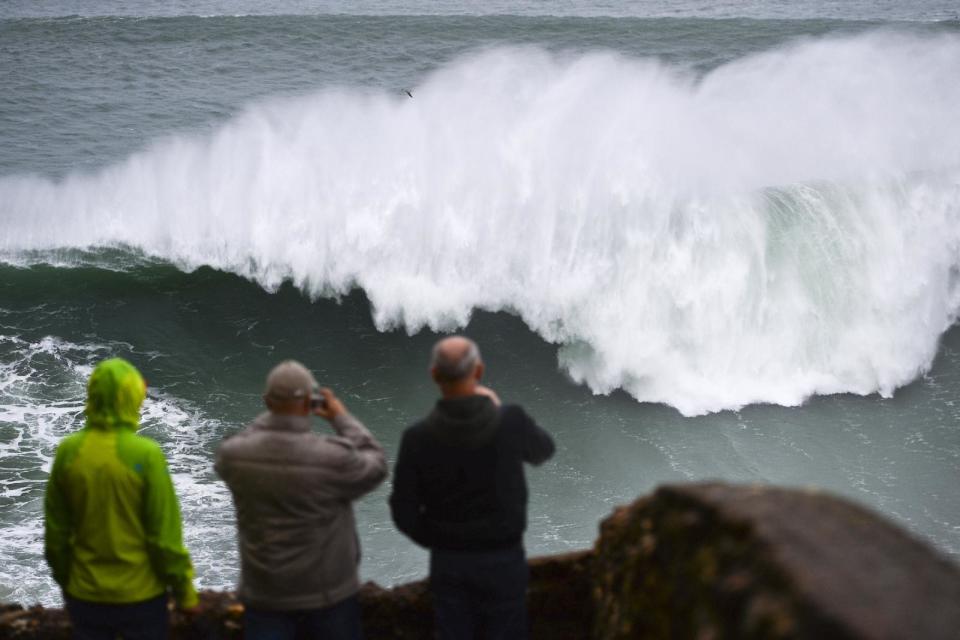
[215,360,387,639]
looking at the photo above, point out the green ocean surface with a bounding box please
[2,1,959,605]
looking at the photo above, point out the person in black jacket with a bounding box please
[389,336,555,639]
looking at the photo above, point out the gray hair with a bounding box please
[430,337,481,382]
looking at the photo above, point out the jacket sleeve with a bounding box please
[142,444,199,608]
[519,407,556,465]
[324,413,388,501]
[44,446,73,589]
[388,430,430,548]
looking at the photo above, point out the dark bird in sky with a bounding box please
[404,89,413,98]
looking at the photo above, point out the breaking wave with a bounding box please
[2,32,960,415]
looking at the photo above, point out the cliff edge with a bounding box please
[3,483,959,639]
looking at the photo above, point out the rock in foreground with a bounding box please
[593,483,960,639]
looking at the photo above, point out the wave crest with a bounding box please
[3,32,960,414]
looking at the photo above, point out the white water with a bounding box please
[3,32,960,415]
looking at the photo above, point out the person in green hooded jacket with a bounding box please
[44,358,199,639]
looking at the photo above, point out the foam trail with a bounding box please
[2,32,960,415]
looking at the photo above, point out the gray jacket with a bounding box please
[215,411,387,610]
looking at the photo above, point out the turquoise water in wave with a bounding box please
[2,1,960,605]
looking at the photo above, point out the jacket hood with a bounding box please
[85,358,146,431]
[425,395,500,448]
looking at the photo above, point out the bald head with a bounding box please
[263,359,316,416]
[431,336,481,384]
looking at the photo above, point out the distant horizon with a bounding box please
[2,0,958,21]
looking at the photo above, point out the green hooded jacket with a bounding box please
[44,358,198,607]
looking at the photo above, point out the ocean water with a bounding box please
[2,1,960,606]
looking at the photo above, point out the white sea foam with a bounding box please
[138,392,236,593]
[2,32,960,415]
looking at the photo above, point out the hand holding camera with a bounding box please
[311,387,346,421]
[475,384,501,407]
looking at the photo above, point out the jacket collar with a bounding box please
[425,395,500,448]
[254,411,312,433]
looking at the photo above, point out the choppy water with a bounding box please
[2,1,959,606]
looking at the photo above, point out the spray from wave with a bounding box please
[2,32,960,415]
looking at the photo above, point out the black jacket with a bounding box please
[389,395,555,551]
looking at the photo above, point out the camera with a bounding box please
[311,393,326,410]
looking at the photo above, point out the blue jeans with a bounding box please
[429,546,529,640]
[65,594,168,640]
[243,595,363,640]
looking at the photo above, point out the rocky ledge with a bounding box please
[3,483,960,639]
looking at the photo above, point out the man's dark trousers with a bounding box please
[429,546,529,640]
[65,595,168,640]
[242,595,363,640]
